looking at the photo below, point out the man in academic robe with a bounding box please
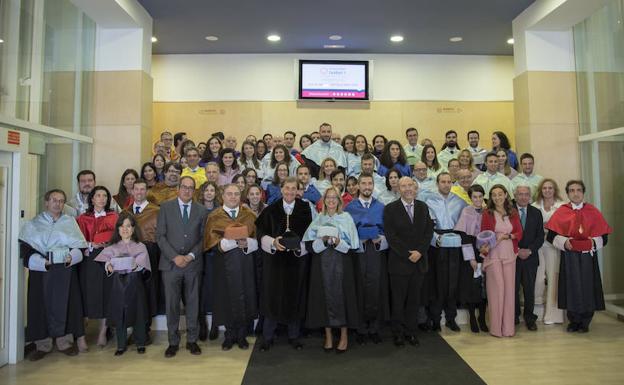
[147,162,182,206]
[467,130,487,170]
[546,180,612,333]
[384,177,434,347]
[511,153,543,200]
[356,153,388,199]
[156,176,208,358]
[437,130,461,169]
[181,147,208,188]
[19,189,88,360]
[255,177,312,351]
[300,123,347,177]
[296,164,321,204]
[425,172,467,332]
[345,173,390,344]
[472,152,513,196]
[404,127,424,166]
[64,170,119,216]
[204,184,259,350]
[126,179,163,321]
[412,161,436,202]
[513,185,544,331]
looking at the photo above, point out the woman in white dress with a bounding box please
[532,178,565,324]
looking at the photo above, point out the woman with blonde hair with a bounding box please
[303,187,359,353]
[313,157,337,196]
[458,149,482,182]
[532,178,565,324]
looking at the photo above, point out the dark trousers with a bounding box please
[515,259,538,323]
[263,318,300,341]
[224,325,247,341]
[568,311,594,328]
[358,319,380,334]
[390,272,423,336]
[116,321,146,350]
[430,298,457,324]
[162,268,200,346]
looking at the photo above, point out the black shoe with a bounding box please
[369,333,382,344]
[418,322,431,332]
[259,340,273,352]
[237,338,249,350]
[58,345,78,357]
[254,323,263,337]
[164,345,179,358]
[446,320,460,332]
[323,346,333,353]
[567,323,580,333]
[469,313,479,333]
[514,318,520,326]
[199,321,208,341]
[478,316,489,333]
[137,347,146,354]
[335,347,347,354]
[28,350,48,362]
[405,334,420,347]
[186,342,202,355]
[393,335,405,347]
[578,326,589,333]
[209,324,219,341]
[355,333,367,345]
[114,348,126,356]
[288,338,303,350]
[527,321,538,331]
[431,322,441,332]
[222,339,234,351]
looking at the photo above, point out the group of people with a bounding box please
[18,123,612,361]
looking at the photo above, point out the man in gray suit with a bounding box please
[156,176,208,358]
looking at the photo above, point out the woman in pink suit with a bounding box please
[480,184,523,337]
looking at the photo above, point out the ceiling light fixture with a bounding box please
[205,35,219,41]
[0,38,4,43]
[267,34,281,42]
[449,36,463,42]
[390,35,404,42]
[324,44,345,49]
[329,35,342,41]
[507,38,514,45]
[151,36,158,43]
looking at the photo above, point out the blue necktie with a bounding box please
[183,204,189,223]
[230,209,236,219]
[135,206,140,214]
[364,202,370,209]
[520,207,526,229]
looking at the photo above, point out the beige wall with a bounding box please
[91,70,153,190]
[152,100,515,152]
[513,71,580,189]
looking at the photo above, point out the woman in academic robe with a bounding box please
[77,185,118,346]
[113,169,139,210]
[377,140,412,177]
[197,181,222,340]
[303,187,360,353]
[312,157,336,196]
[479,184,522,338]
[95,212,151,355]
[377,168,402,205]
[265,162,289,205]
[454,185,488,333]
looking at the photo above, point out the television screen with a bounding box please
[299,60,369,100]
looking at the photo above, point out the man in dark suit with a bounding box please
[384,177,434,347]
[156,176,208,357]
[514,185,544,331]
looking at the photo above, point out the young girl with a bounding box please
[95,213,151,355]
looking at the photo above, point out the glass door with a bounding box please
[0,151,12,367]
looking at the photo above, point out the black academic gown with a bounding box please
[143,241,161,316]
[107,270,150,329]
[255,199,312,323]
[456,233,485,305]
[355,240,390,324]
[212,247,258,328]
[20,242,85,341]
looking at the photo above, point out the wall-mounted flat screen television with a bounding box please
[298,60,369,101]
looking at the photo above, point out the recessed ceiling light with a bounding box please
[507,38,515,45]
[267,34,281,42]
[0,38,4,43]
[151,36,158,43]
[390,35,404,42]
[324,44,345,49]
[205,35,219,41]
[449,36,463,42]
[329,35,342,41]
